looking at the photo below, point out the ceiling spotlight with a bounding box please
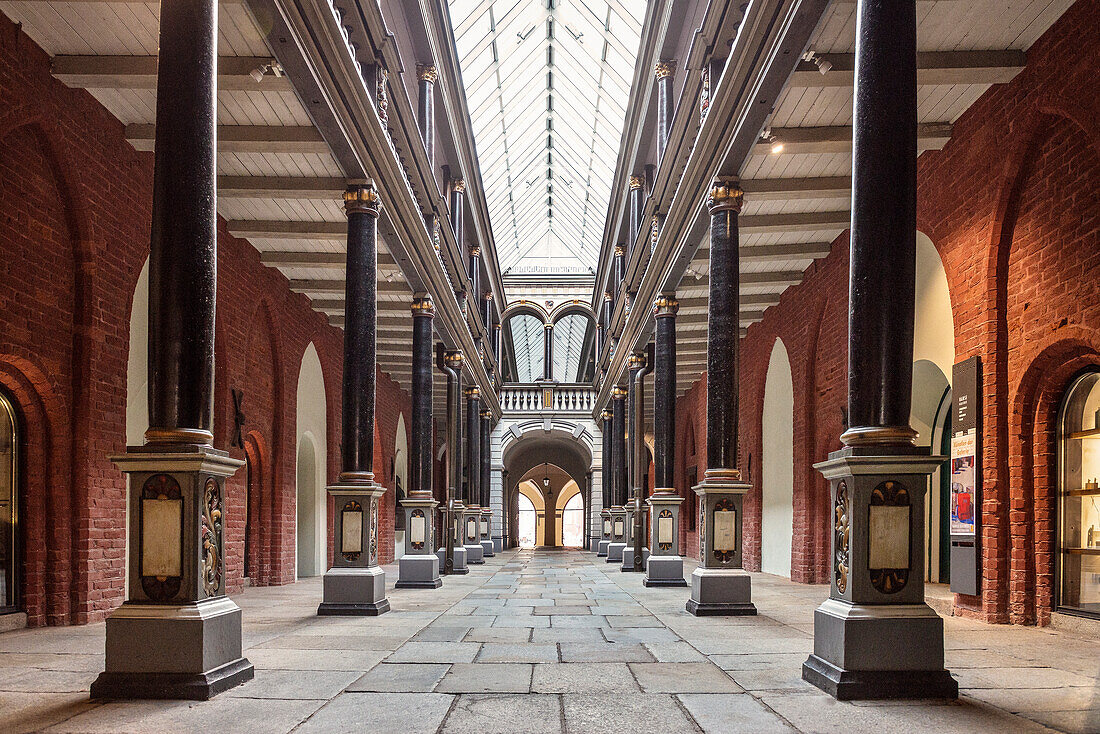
[761,127,783,155]
[250,60,284,83]
[802,50,832,75]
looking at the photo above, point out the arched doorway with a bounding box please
[912,231,956,583]
[761,338,794,577]
[560,490,584,547]
[1056,369,1100,618]
[295,343,328,579]
[0,389,19,614]
[295,435,320,577]
[517,492,538,548]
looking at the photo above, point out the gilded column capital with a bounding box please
[654,59,674,79]
[611,386,628,400]
[453,179,466,194]
[484,291,493,301]
[544,322,554,330]
[628,175,643,191]
[411,296,435,316]
[444,350,464,369]
[653,295,679,317]
[614,245,626,257]
[469,245,481,258]
[601,409,613,422]
[464,386,480,399]
[494,323,502,331]
[416,64,438,83]
[708,178,744,214]
[629,352,646,368]
[603,291,613,302]
[480,409,492,419]
[344,184,380,216]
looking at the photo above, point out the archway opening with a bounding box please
[518,493,537,548]
[762,338,794,577]
[295,435,320,578]
[295,342,327,580]
[560,491,584,547]
[503,312,546,382]
[0,389,19,614]
[552,312,597,383]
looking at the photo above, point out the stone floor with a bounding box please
[2,549,1098,733]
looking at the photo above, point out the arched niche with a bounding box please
[124,257,150,596]
[911,232,955,584]
[393,413,408,560]
[761,338,794,578]
[295,343,327,578]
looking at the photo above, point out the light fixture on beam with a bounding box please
[249,60,284,83]
[802,50,832,75]
[761,128,784,155]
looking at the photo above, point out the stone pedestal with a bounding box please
[686,474,756,616]
[621,505,649,572]
[438,505,469,575]
[480,509,495,557]
[462,507,485,564]
[92,447,253,700]
[396,497,441,589]
[802,447,957,700]
[606,507,627,563]
[644,493,686,587]
[597,510,611,556]
[319,477,390,615]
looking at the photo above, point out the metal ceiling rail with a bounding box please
[590,0,832,420]
[247,0,501,417]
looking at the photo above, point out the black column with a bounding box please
[627,177,643,260]
[450,180,465,250]
[483,292,493,346]
[469,244,481,341]
[601,410,613,509]
[480,410,491,508]
[706,180,742,472]
[653,296,678,490]
[438,348,463,573]
[611,387,627,506]
[626,353,645,493]
[416,65,436,172]
[845,0,918,446]
[613,245,626,301]
[145,0,217,445]
[465,388,480,506]
[543,323,554,381]
[493,323,503,369]
[410,297,434,497]
[655,60,674,164]
[340,185,380,478]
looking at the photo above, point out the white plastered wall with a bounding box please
[124,258,150,597]
[295,343,327,578]
[761,338,795,578]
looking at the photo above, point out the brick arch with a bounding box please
[983,109,1100,622]
[1007,329,1100,624]
[242,430,272,587]
[0,356,72,626]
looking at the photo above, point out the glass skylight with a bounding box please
[449,0,645,281]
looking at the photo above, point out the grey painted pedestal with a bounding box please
[621,546,650,572]
[802,447,957,700]
[606,508,627,563]
[644,494,687,587]
[686,475,757,616]
[463,508,485,564]
[481,510,495,557]
[597,540,610,556]
[93,447,253,700]
[318,480,390,616]
[396,498,442,589]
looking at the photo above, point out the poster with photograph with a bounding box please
[950,429,977,535]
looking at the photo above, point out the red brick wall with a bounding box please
[0,12,409,625]
[674,0,1100,623]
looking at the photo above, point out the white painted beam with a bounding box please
[789,50,1025,88]
[219,176,345,199]
[52,55,292,91]
[753,123,951,155]
[126,125,328,154]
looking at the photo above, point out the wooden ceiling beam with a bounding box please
[753,123,951,155]
[52,55,293,91]
[789,50,1025,88]
[126,125,328,154]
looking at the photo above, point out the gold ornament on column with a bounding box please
[416,64,438,83]
[344,184,380,217]
[707,178,744,214]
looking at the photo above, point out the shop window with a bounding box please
[0,390,18,613]
[1058,370,1100,617]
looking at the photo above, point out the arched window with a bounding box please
[518,493,537,548]
[1057,369,1100,618]
[503,313,545,382]
[0,390,19,613]
[552,312,596,383]
[561,492,584,547]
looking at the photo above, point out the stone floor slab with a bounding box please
[437,663,533,693]
[561,693,697,734]
[295,693,453,734]
[441,693,562,734]
[475,643,559,663]
[347,663,451,692]
[629,662,743,693]
[559,641,656,663]
[387,641,482,664]
[531,662,639,693]
[678,693,798,733]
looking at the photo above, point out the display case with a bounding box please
[1058,370,1100,617]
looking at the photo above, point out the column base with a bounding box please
[597,540,610,557]
[802,598,956,700]
[492,536,503,553]
[481,540,495,557]
[621,546,650,572]
[802,655,958,701]
[395,554,442,589]
[643,556,686,587]
[686,567,756,616]
[606,542,626,562]
[438,546,469,574]
[318,566,390,616]
[91,597,253,701]
[464,543,485,564]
